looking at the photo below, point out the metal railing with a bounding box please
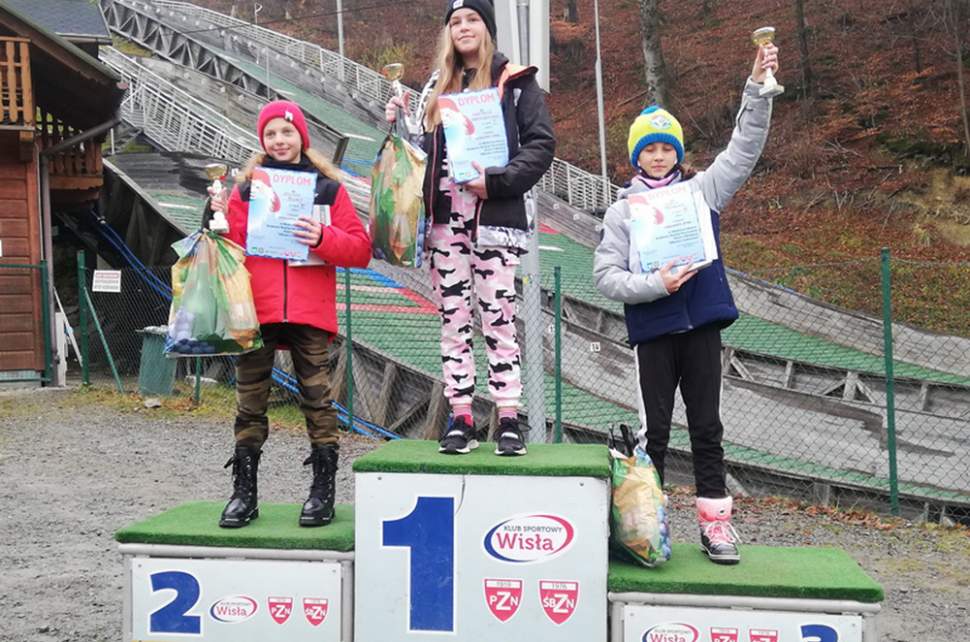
[150,0,393,104]
[141,0,621,211]
[103,46,373,210]
[102,47,260,164]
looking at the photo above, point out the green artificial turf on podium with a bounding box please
[115,502,355,551]
[609,544,883,603]
[351,439,611,478]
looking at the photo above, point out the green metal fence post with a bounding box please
[880,247,900,515]
[39,260,53,384]
[77,251,89,386]
[82,284,124,394]
[194,357,202,404]
[553,266,563,443]
[344,268,354,431]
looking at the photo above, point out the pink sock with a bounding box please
[498,407,518,420]
[452,404,473,422]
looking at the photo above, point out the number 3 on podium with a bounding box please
[383,496,456,633]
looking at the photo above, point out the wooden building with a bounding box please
[0,1,124,385]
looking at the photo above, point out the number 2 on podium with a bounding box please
[382,496,456,633]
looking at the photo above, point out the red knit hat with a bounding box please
[257,100,311,151]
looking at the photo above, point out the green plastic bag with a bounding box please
[369,125,428,268]
[164,231,262,357]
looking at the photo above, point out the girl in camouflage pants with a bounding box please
[385,0,555,455]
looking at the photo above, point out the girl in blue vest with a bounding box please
[594,43,780,564]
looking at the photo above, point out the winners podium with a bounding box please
[353,440,611,641]
[116,441,883,642]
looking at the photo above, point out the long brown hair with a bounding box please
[423,24,495,129]
[235,147,343,184]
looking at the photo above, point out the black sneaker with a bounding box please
[495,417,527,456]
[438,416,479,454]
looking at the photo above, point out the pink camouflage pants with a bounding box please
[429,184,522,413]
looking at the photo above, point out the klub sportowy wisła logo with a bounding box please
[642,622,700,642]
[209,595,258,623]
[483,514,575,563]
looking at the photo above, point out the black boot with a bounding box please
[218,445,261,528]
[300,444,338,527]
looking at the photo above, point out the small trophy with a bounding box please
[751,26,784,98]
[205,162,229,233]
[382,63,414,134]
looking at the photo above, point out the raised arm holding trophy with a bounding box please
[594,34,780,566]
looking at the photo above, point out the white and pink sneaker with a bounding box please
[696,496,741,564]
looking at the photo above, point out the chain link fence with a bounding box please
[71,250,970,522]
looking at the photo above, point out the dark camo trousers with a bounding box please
[234,323,338,448]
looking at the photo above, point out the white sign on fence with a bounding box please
[92,269,122,293]
[355,472,609,642]
[128,557,343,642]
[623,604,863,642]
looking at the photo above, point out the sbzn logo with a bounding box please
[303,598,329,626]
[538,580,578,625]
[483,514,575,563]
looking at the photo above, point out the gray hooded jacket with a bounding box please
[594,78,772,306]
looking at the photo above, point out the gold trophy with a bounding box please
[751,27,784,98]
[205,162,230,233]
[382,63,415,134]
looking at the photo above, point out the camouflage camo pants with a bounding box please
[429,206,522,412]
[234,323,338,448]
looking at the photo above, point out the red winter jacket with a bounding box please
[225,161,371,335]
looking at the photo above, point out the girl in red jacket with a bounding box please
[209,100,371,529]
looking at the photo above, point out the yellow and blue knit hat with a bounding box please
[627,105,684,168]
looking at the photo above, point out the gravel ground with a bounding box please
[1,388,966,641]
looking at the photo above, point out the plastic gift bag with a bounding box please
[164,231,262,357]
[369,116,428,268]
[609,425,672,568]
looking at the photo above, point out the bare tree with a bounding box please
[944,0,970,156]
[701,0,717,20]
[953,0,970,156]
[906,1,924,73]
[887,0,928,73]
[638,0,670,106]
[794,0,814,97]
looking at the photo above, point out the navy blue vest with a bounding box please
[623,208,738,346]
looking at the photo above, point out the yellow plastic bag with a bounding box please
[610,426,672,567]
[165,231,262,356]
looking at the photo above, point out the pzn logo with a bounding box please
[484,578,522,622]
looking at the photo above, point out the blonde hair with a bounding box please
[236,147,343,184]
[423,25,495,129]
